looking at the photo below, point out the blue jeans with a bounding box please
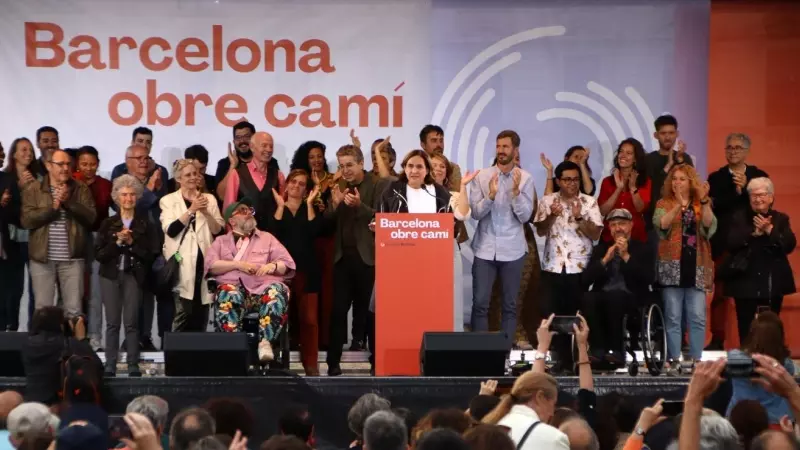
[662,287,706,360]
[471,255,525,348]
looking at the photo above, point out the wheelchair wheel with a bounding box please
[641,303,667,376]
[628,362,639,376]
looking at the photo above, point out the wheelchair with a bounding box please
[580,290,667,376]
[207,278,291,375]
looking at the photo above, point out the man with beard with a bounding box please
[205,198,296,362]
[469,130,536,349]
[34,126,60,177]
[420,125,461,187]
[223,131,286,232]
[534,160,602,372]
[325,144,391,376]
[216,121,258,199]
[580,209,654,363]
[21,149,96,316]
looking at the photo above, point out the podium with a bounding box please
[375,213,454,376]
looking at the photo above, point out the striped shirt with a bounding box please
[48,186,71,261]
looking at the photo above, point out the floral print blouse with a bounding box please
[534,192,603,274]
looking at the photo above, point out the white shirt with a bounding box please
[534,192,603,274]
[406,185,438,213]
[498,405,570,450]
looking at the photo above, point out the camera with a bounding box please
[723,353,757,378]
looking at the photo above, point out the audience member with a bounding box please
[189,435,228,450]
[170,408,217,450]
[0,391,23,448]
[111,128,169,198]
[204,398,255,440]
[750,430,800,450]
[4,402,58,450]
[419,125,461,186]
[33,127,59,177]
[54,422,107,450]
[597,138,651,243]
[168,145,218,200]
[463,424,516,450]
[428,409,474,435]
[467,396,501,422]
[415,428,470,450]
[729,400,769,450]
[216,121,256,200]
[541,146,596,196]
[125,395,169,450]
[391,408,418,446]
[14,433,52,450]
[363,410,407,450]
[260,435,311,450]
[348,394,392,450]
[278,404,314,446]
[559,418,600,450]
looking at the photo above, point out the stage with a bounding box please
[0,374,701,448]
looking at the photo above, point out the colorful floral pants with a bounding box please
[213,283,289,343]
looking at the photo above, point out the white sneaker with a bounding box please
[258,341,274,362]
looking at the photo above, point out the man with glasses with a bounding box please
[21,149,96,317]
[223,131,286,233]
[111,127,169,199]
[216,120,257,200]
[325,144,391,376]
[206,198,295,362]
[706,133,768,349]
[469,130,536,349]
[534,160,602,373]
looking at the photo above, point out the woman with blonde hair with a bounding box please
[481,371,568,450]
[160,159,225,332]
[653,164,717,375]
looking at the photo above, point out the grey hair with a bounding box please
[126,395,169,431]
[747,177,774,196]
[173,159,196,180]
[188,436,227,450]
[665,416,741,450]
[348,393,391,437]
[126,144,149,157]
[726,133,752,150]
[111,174,144,205]
[363,411,407,450]
[560,418,599,450]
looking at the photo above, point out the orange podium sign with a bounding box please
[375,213,454,376]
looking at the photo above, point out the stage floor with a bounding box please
[0,374,698,448]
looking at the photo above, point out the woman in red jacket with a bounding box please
[597,138,651,242]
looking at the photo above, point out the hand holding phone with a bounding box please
[548,316,580,335]
[109,415,132,442]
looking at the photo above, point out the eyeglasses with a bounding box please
[559,177,580,184]
[751,192,771,199]
[232,206,255,217]
[725,146,747,153]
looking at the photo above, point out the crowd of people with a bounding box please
[0,113,795,376]
[1,306,799,450]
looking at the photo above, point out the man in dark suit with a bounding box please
[324,144,390,376]
[0,142,23,331]
[581,209,654,364]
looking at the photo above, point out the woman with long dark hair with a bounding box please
[541,146,595,196]
[3,137,40,330]
[597,138,651,242]
[290,141,337,351]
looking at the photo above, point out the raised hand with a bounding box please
[350,129,362,149]
[479,379,498,396]
[344,187,361,208]
[752,353,800,399]
[271,188,285,208]
[511,167,522,197]
[228,142,239,169]
[331,184,345,207]
[685,359,726,403]
[581,147,591,166]
[488,173,499,200]
[698,181,710,202]
[460,170,480,187]
[675,188,686,206]
[306,186,320,206]
[540,153,553,174]
[676,140,687,162]
[536,314,555,352]
[549,200,564,217]
[602,244,617,265]
[733,170,747,194]
[189,194,208,213]
[636,399,666,434]
[571,199,582,219]
[573,313,590,347]
[19,170,35,187]
[613,169,625,190]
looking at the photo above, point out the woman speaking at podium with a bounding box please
[374,149,477,330]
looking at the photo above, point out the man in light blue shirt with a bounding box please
[469,130,536,348]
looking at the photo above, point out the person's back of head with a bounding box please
[559,418,599,450]
[16,432,53,450]
[744,312,790,362]
[278,404,314,445]
[29,307,65,335]
[170,407,216,450]
[203,397,254,439]
[7,402,59,447]
[126,395,169,436]
[392,408,418,445]
[750,430,800,450]
[363,410,407,450]
[348,393,391,437]
[463,424,515,450]
[730,400,770,450]
[467,396,501,422]
[260,435,312,450]
[189,435,228,450]
[666,415,741,450]
[550,407,580,428]
[429,408,474,435]
[415,428,470,450]
[0,391,23,426]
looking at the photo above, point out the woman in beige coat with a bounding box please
[160,159,224,331]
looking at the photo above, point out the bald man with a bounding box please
[0,391,23,428]
[223,131,286,232]
[559,419,599,450]
[21,149,96,317]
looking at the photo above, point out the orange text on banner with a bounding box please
[375,213,454,376]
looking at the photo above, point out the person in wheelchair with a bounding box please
[204,198,296,363]
[581,209,654,365]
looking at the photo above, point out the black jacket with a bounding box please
[0,172,21,258]
[581,238,654,296]
[708,164,769,258]
[22,333,103,405]
[723,208,796,298]
[378,180,452,214]
[95,213,160,284]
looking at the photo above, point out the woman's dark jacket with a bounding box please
[94,212,161,284]
[723,208,796,298]
[377,180,453,213]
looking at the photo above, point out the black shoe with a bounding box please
[140,338,157,352]
[328,366,343,376]
[128,369,142,377]
[704,339,723,351]
[349,340,365,351]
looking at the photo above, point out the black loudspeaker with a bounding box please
[0,332,27,376]
[164,332,248,376]
[420,332,507,377]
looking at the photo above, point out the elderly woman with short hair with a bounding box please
[723,177,796,342]
[95,175,160,377]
